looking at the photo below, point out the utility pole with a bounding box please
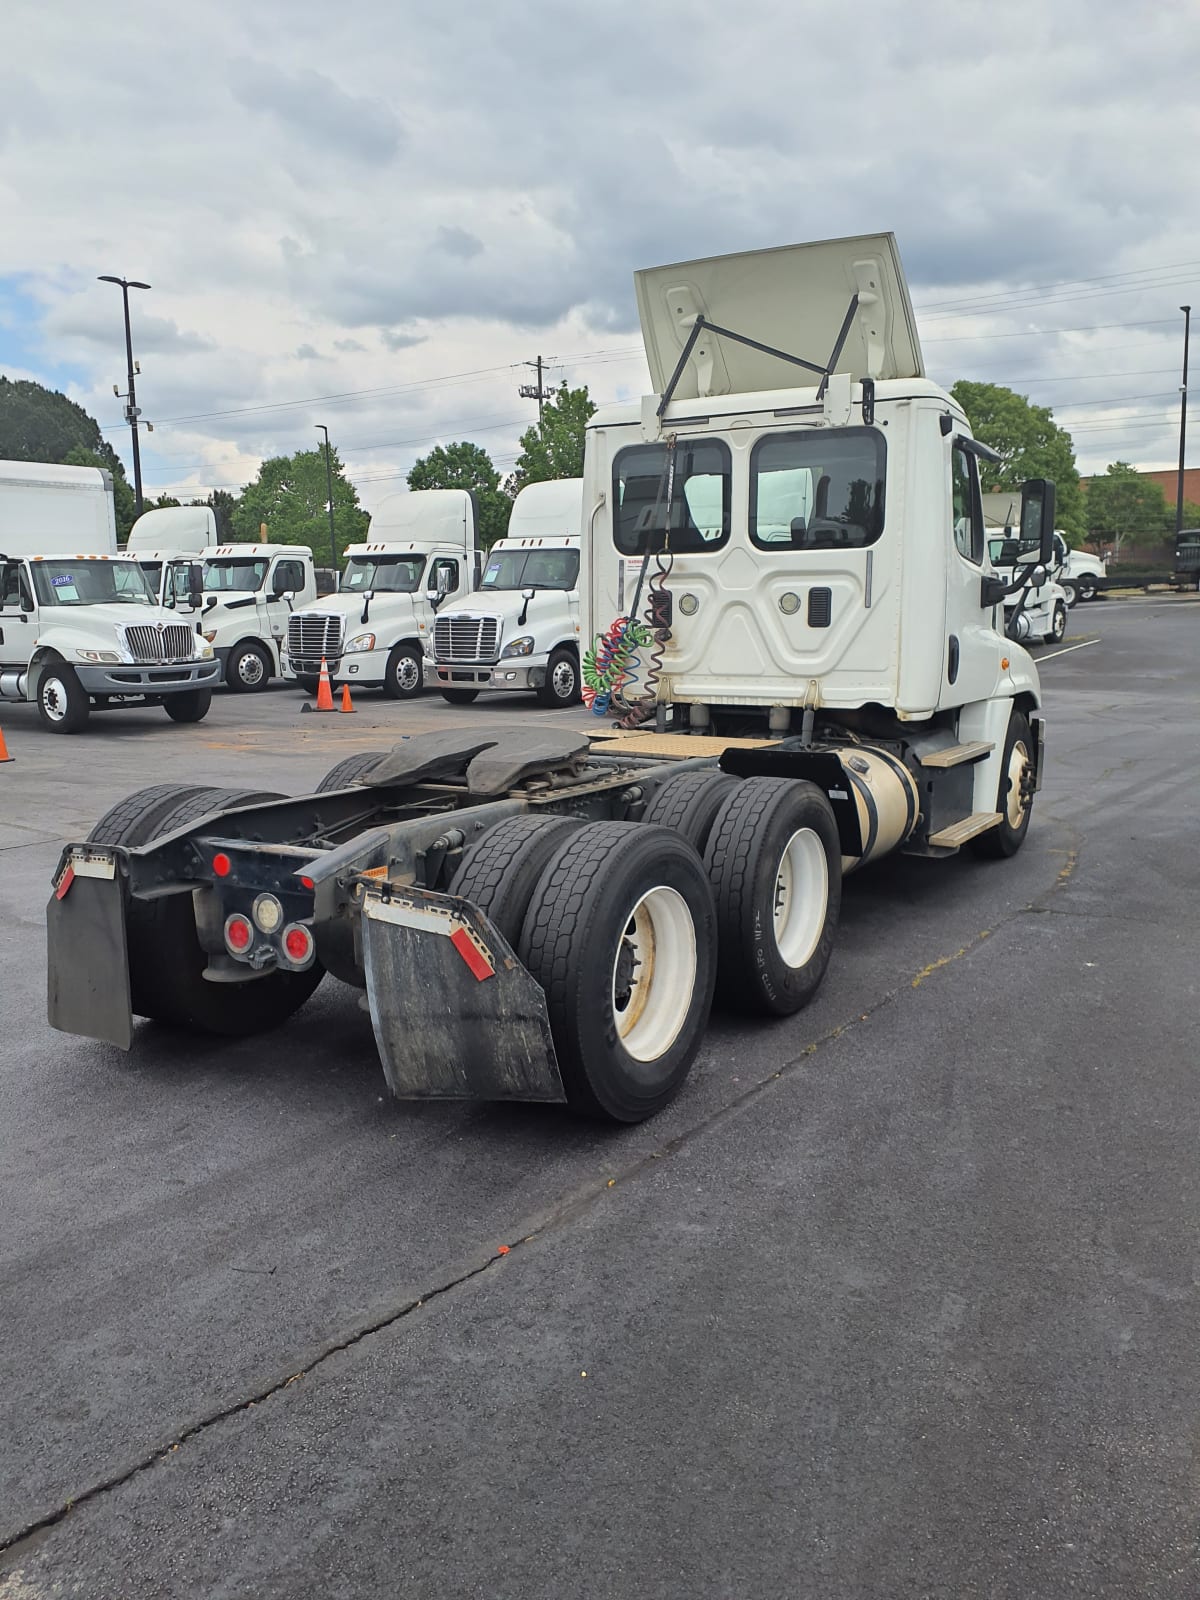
[519,355,553,418]
[315,424,339,569]
[98,275,151,515]
[1176,305,1191,537]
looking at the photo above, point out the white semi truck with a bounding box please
[0,460,219,733]
[199,544,318,692]
[426,478,585,707]
[282,488,477,698]
[47,232,1057,1123]
[987,532,1069,643]
[126,505,215,608]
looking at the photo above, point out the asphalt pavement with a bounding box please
[1,599,1197,1598]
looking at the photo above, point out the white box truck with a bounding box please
[282,488,477,698]
[48,232,1059,1124]
[126,505,215,607]
[196,544,317,691]
[426,478,585,707]
[0,461,219,733]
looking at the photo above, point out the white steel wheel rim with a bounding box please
[610,886,697,1064]
[1006,740,1031,829]
[1053,607,1066,639]
[772,828,829,969]
[238,651,265,686]
[552,659,575,697]
[42,677,69,722]
[395,654,420,691]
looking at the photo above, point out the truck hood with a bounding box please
[292,593,419,621]
[36,605,203,655]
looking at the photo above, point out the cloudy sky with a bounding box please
[2,0,1197,512]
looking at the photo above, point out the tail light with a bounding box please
[224,913,253,954]
[281,923,316,969]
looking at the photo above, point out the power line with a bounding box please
[915,259,1200,315]
[923,317,1179,345]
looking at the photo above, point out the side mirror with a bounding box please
[271,573,291,598]
[522,586,536,601]
[187,563,203,609]
[425,587,441,612]
[204,593,218,612]
[1020,479,1057,568]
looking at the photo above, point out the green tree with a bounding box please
[1083,462,1172,559]
[508,384,595,492]
[61,444,137,540]
[407,440,511,549]
[231,446,366,565]
[951,380,1084,542]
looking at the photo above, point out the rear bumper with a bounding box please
[425,660,545,691]
[75,659,220,695]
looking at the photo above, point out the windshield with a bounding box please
[340,555,426,593]
[481,548,579,591]
[31,560,156,608]
[204,557,269,592]
[988,535,1038,567]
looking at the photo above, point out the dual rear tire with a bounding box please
[450,774,842,1121]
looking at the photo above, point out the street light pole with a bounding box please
[1177,305,1191,538]
[315,424,338,569]
[97,275,151,515]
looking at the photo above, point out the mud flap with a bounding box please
[46,853,133,1049]
[361,887,565,1103]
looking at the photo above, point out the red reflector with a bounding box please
[450,925,494,983]
[55,864,76,901]
[225,915,252,952]
[300,876,314,891]
[212,852,232,878]
[284,926,312,962]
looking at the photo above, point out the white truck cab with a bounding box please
[0,461,219,733]
[426,478,585,707]
[582,232,1054,857]
[282,488,477,698]
[126,505,215,609]
[200,544,317,691]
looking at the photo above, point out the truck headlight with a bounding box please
[346,633,376,652]
[501,635,534,658]
[196,641,215,660]
[76,648,121,663]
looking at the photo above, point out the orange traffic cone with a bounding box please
[340,683,355,714]
[301,656,337,714]
[0,725,11,763]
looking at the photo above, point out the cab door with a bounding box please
[264,556,306,652]
[939,440,1001,708]
[0,564,35,671]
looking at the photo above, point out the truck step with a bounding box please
[919,741,995,769]
[927,811,1003,848]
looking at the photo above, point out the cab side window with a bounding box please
[951,445,984,565]
[274,559,305,594]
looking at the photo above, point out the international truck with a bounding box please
[282,488,477,698]
[0,460,219,733]
[126,505,214,608]
[47,232,1057,1122]
[426,478,584,707]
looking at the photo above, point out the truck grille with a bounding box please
[123,623,195,664]
[288,613,344,662]
[434,615,500,663]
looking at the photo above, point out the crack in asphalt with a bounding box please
[0,825,1084,1563]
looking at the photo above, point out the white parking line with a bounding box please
[1038,639,1101,663]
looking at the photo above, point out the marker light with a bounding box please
[212,852,232,878]
[224,914,252,953]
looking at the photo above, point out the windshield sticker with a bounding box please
[51,575,74,587]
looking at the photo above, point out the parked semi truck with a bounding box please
[426,478,585,707]
[47,233,1057,1121]
[987,533,1069,644]
[0,460,219,732]
[200,544,318,691]
[126,505,214,608]
[282,489,477,698]
[1172,528,1200,590]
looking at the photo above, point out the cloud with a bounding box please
[0,0,1196,505]
[436,227,484,261]
[228,59,402,165]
